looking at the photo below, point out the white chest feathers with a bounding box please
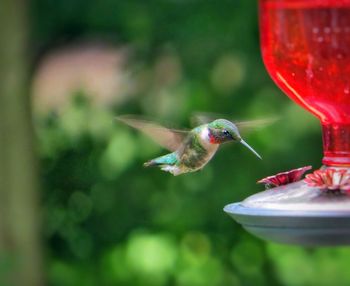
[199,127,219,153]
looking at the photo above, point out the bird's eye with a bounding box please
[223,130,229,136]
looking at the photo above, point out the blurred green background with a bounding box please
[3,0,350,285]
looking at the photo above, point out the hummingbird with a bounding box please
[116,115,268,176]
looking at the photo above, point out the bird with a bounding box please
[116,115,265,176]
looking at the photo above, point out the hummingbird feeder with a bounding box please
[224,0,350,246]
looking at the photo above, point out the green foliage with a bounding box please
[30,0,341,285]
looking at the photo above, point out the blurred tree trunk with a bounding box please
[0,0,44,285]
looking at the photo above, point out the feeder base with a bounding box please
[224,181,350,246]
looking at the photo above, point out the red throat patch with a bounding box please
[209,133,218,144]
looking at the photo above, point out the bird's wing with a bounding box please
[116,115,189,152]
[190,112,222,126]
[191,112,279,133]
[234,118,279,132]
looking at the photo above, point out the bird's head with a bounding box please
[207,119,262,159]
[208,119,241,143]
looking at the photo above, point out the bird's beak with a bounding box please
[240,139,262,160]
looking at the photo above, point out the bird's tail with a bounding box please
[143,160,159,167]
[143,153,178,168]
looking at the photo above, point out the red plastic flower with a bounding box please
[258,166,312,188]
[304,168,350,192]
